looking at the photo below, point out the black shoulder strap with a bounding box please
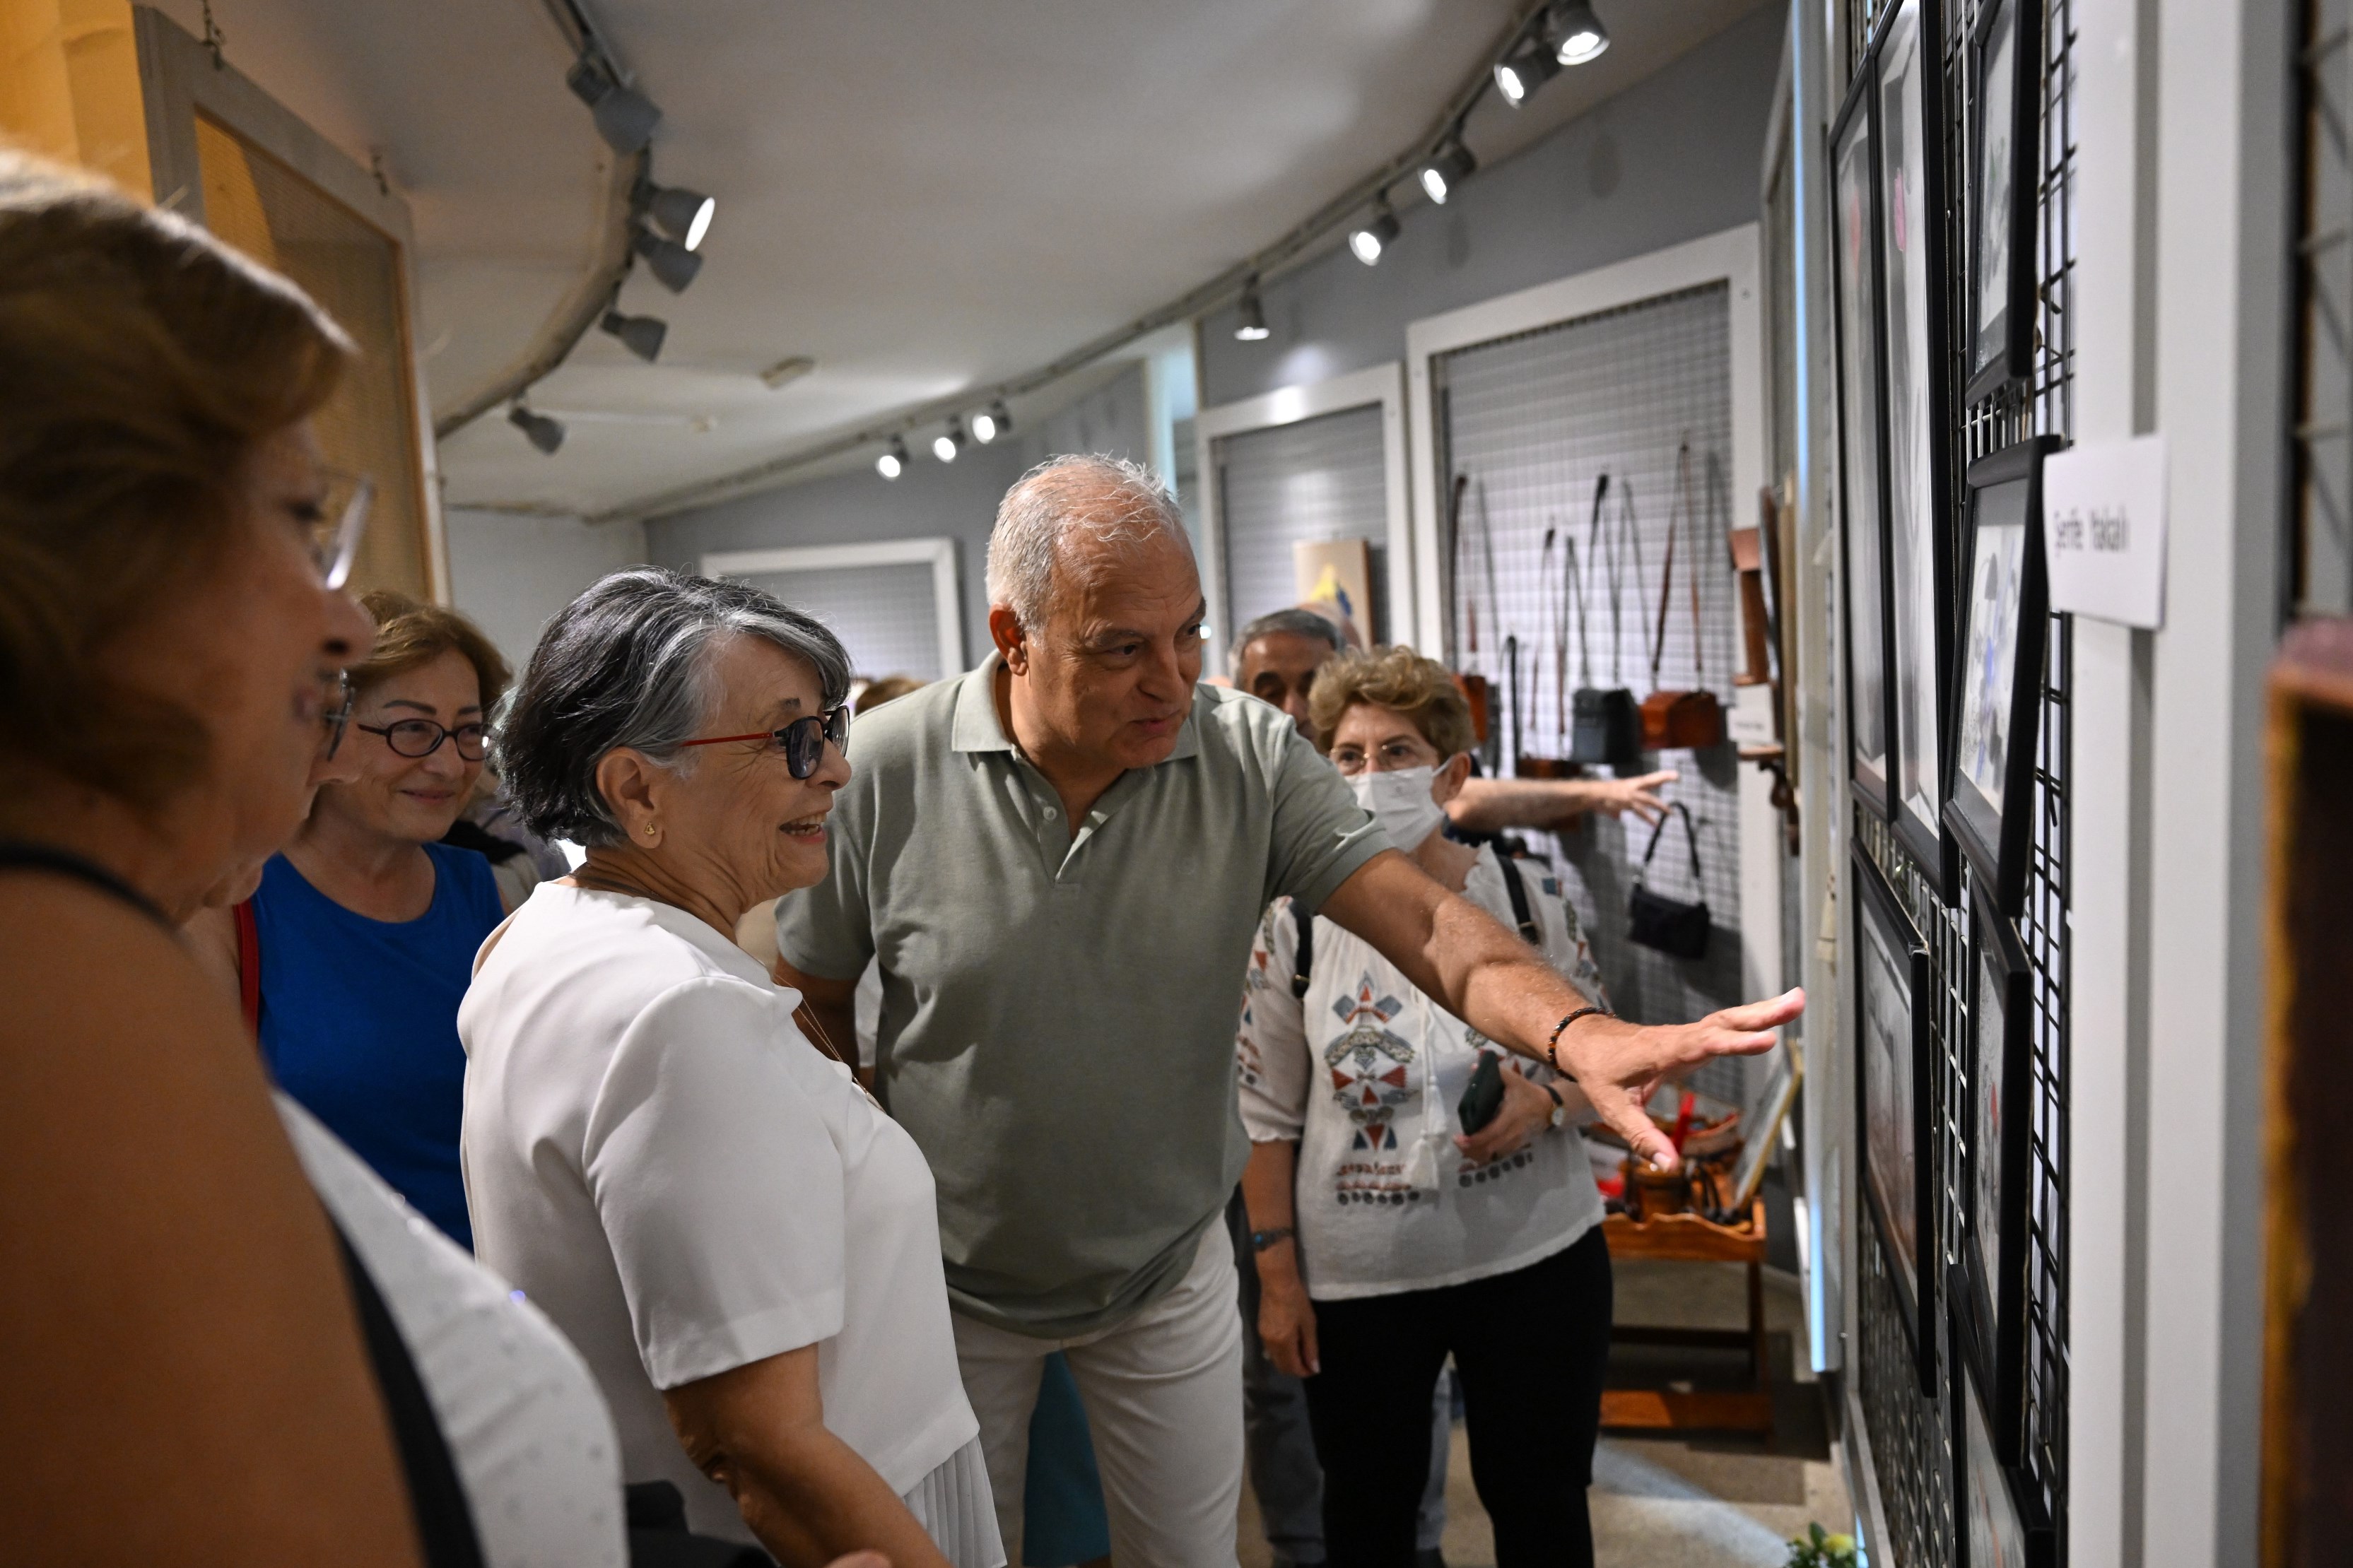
[1289,902,1314,999]
[1638,801,1706,882]
[0,840,169,926]
[333,1223,488,1568]
[1493,853,1541,946]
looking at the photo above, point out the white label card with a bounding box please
[2042,435,2167,629]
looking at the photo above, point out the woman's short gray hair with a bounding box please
[985,454,1192,630]
[495,567,852,847]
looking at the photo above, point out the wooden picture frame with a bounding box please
[1853,843,1935,1390]
[1830,68,1897,823]
[1965,0,2041,406]
[1870,0,1959,895]
[1956,883,2032,1463]
[1944,437,2059,914]
[1952,1314,2056,1568]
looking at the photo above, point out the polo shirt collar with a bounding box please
[949,650,1203,764]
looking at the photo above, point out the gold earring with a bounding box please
[644,822,657,836]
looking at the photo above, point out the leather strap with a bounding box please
[1653,441,1705,681]
[1640,801,1706,883]
[235,898,262,1033]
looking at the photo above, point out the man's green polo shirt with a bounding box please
[774,654,1387,1337]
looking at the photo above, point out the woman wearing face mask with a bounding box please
[1233,646,1616,1568]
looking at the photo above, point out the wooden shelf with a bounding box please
[1601,1191,1773,1437]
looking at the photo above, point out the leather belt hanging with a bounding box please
[1638,442,1727,751]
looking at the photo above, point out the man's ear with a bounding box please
[1431,751,1474,807]
[989,605,1031,676]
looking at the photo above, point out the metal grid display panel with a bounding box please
[2296,0,2353,614]
[734,564,944,683]
[1214,404,1392,642]
[1433,283,1745,1078]
[1842,0,2076,1557]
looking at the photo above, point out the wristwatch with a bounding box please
[1542,1081,1566,1131]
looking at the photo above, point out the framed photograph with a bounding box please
[1830,71,1896,822]
[1952,1314,2056,1568]
[1965,0,2041,405]
[1956,883,2032,1462]
[1944,437,2060,915]
[1872,0,1959,893]
[1853,843,1935,1389]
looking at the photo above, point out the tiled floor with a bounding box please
[1236,1261,1849,1568]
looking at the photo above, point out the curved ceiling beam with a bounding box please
[431,146,647,440]
[597,0,1558,526]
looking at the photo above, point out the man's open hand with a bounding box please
[1559,989,1804,1169]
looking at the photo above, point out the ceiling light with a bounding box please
[1235,278,1270,341]
[876,437,909,480]
[507,403,565,455]
[635,177,715,252]
[1421,141,1477,205]
[565,59,662,155]
[1549,1,1610,64]
[633,228,702,293]
[598,308,667,362]
[932,420,967,464]
[760,355,817,390]
[972,400,1012,444]
[1349,201,1400,266]
[1494,44,1561,105]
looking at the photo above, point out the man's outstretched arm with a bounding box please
[1318,849,1801,1169]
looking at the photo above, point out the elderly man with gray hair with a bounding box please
[776,455,1802,1565]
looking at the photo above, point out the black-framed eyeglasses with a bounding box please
[676,706,850,779]
[357,717,491,761]
[323,669,356,758]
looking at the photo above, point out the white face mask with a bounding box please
[1349,765,1448,853]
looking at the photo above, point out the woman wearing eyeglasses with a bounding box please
[251,591,511,1249]
[460,567,999,1568]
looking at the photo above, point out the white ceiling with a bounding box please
[147,0,1765,521]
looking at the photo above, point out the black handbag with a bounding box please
[1628,801,1711,960]
[1571,473,1644,770]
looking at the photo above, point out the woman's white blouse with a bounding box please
[1236,847,1610,1301]
[459,883,980,1544]
[276,1095,624,1568]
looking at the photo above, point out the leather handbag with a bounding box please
[1628,801,1712,960]
[1639,443,1727,752]
[1571,473,1644,768]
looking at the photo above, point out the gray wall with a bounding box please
[1197,4,1783,408]
[445,509,650,673]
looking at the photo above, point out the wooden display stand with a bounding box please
[1600,1179,1773,1437]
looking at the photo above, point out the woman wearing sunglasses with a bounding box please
[251,591,512,1249]
[461,568,1000,1568]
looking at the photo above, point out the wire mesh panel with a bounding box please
[734,564,943,683]
[1434,283,1744,1081]
[2296,0,2353,614]
[1214,404,1392,640]
[1842,0,2075,1555]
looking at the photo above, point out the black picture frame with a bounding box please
[1964,0,2041,406]
[1830,68,1897,823]
[1955,882,2032,1464]
[1870,0,1959,896]
[1853,843,1935,1391]
[1942,436,2059,916]
[1952,1314,2056,1568]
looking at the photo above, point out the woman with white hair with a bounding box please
[462,567,999,1568]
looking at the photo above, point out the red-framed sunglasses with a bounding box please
[676,706,850,779]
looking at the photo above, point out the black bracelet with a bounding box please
[1250,1226,1296,1253]
[1545,1006,1612,1075]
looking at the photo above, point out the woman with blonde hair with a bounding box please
[1236,644,1616,1568]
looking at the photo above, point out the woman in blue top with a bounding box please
[254,591,510,1248]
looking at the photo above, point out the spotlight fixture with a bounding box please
[634,175,715,252]
[876,436,910,480]
[564,58,662,155]
[1548,1,1610,64]
[1234,277,1270,341]
[1420,141,1477,206]
[932,420,967,464]
[1349,200,1400,266]
[1494,43,1561,105]
[971,400,1013,444]
[507,403,565,455]
[759,355,817,390]
[633,227,703,293]
[598,308,667,362]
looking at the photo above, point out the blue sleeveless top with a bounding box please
[254,842,505,1250]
